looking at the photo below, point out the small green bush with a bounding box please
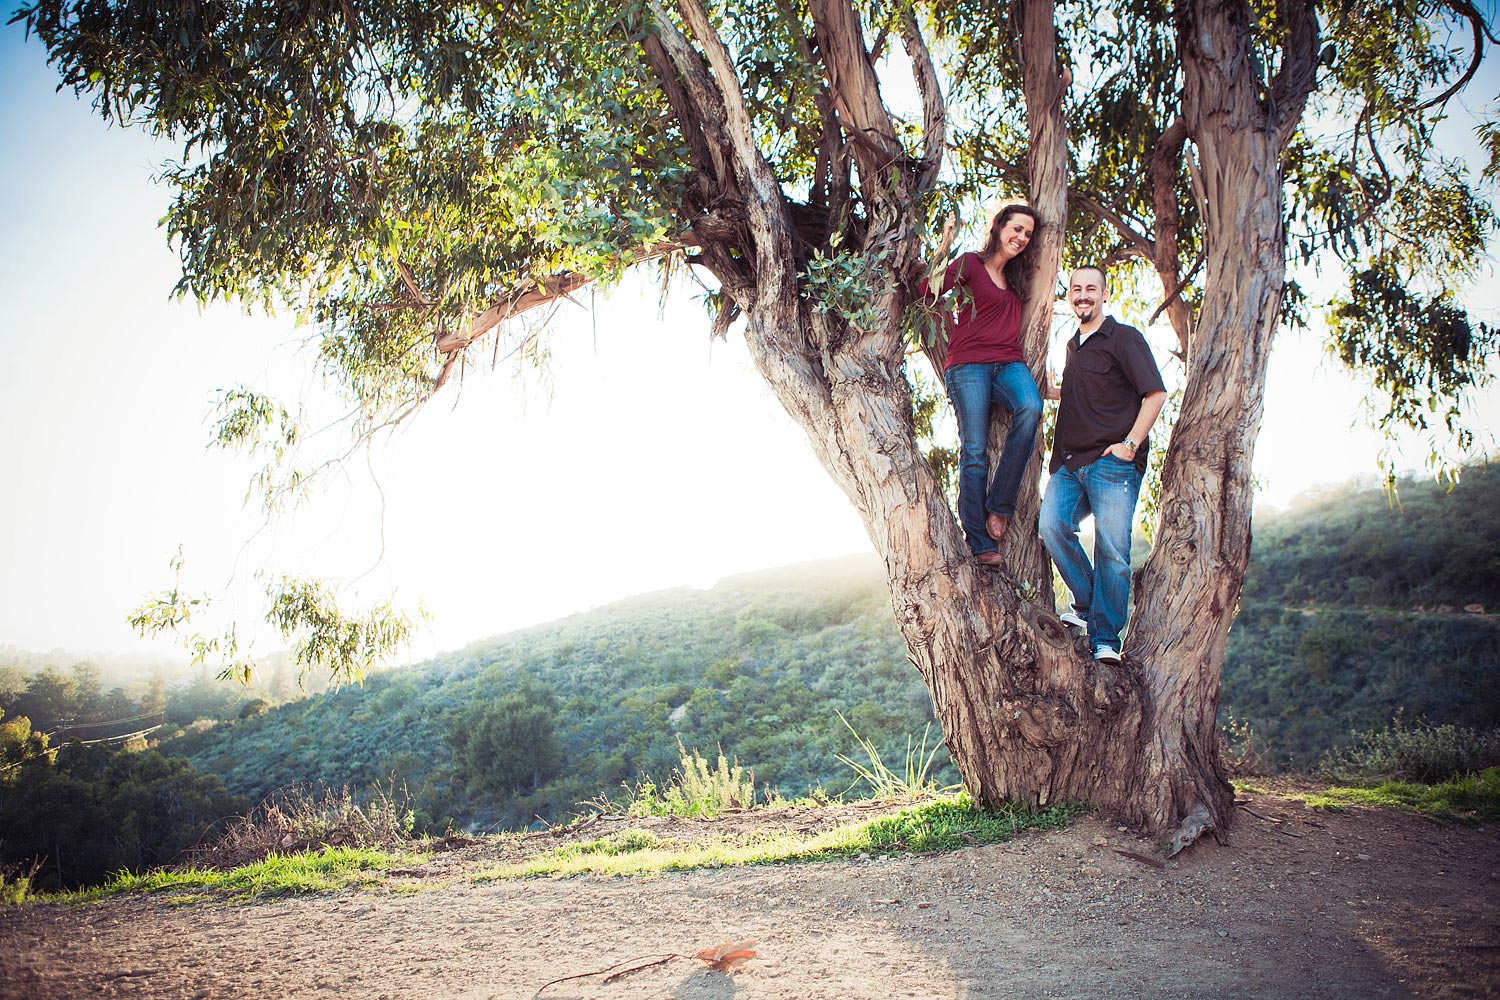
[1318,716,1500,784]
[1,860,41,905]
[614,740,756,819]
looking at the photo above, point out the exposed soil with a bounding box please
[4,788,1497,1000]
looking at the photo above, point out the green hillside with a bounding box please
[6,466,1498,865]
[1223,466,1500,762]
[153,467,1500,824]
[162,555,940,831]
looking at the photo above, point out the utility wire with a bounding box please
[50,709,166,734]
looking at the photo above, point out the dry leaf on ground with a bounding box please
[695,940,758,972]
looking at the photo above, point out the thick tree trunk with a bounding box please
[732,1,1171,844]
[665,0,1316,852]
[744,290,1150,819]
[1119,0,1319,849]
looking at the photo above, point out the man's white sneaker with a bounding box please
[1094,647,1122,664]
[1059,612,1087,630]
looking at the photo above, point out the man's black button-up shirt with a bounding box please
[1048,316,1166,475]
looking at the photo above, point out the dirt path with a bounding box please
[4,790,1497,1000]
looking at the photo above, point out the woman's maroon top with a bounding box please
[930,252,1023,369]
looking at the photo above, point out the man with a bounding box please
[1041,265,1168,665]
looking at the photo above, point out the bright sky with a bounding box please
[1,22,1496,664]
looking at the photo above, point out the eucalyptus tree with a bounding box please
[18,0,1494,849]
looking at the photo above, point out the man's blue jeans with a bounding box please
[943,362,1042,556]
[1039,455,1144,653]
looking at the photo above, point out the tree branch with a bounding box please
[1100,243,1148,269]
[808,0,907,199]
[436,241,693,353]
[640,31,718,182]
[643,1,736,191]
[395,260,432,305]
[1418,0,1490,110]
[639,1,760,299]
[1185,142,1209,233]
[958,141,1021,179]
[1070,190,1154,256]
[1268,0,1321,148]
[1011,0,1071,582]
[1146,247,1205,354]
[672,0,796,270]
[663,0,818,402]
[1149,116,1194,356]
[775,0,847,210]
[898,9,946,193]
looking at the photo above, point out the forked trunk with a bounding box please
[693,0,1315,852]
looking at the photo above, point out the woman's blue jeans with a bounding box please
[1039,455,1144,653]
[942,362,1043,556]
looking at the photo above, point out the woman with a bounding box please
[930,204,1043,567]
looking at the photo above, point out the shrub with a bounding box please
[614,740,756,819]
[1218,712,1271,777]
[186,781,415,869]
[1318,715,1500,784]
[0,859,41,905]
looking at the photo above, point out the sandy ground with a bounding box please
[3,789,1497,1000]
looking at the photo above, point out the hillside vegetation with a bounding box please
[3,467,1497,888]
[159,466,1500,824]
[165,555,936,832]
[1227,467,1500,761]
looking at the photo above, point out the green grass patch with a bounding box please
[43,846,423,905]
[552,828,666,859]
[474,794,1077,880]
[1298,767,1500,823]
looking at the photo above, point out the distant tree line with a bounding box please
[0,718,244,891]
[1222,467,1500,762]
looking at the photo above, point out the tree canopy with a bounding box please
[20,2,1493,454]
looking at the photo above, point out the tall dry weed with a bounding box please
[186,781,414,869]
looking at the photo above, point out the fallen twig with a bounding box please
[1112,848,1166,869]
[1238,804,1284,824]
[602,955,678,983]
[533,940,757,996]
[535,954,686,997]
